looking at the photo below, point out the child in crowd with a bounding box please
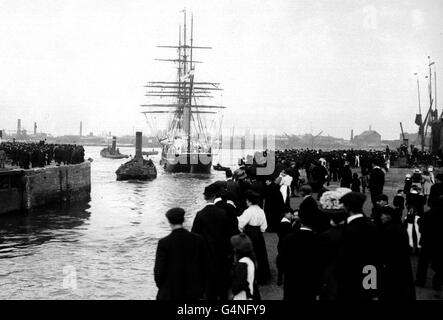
[406,185,426,253]
[351,172,361,192]
[393,189,406,222]
[360,174,368,193]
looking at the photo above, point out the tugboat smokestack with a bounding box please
[112,136,117,151]
[135,132,142,159]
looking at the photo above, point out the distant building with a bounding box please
[400,132,419,146]
[353,130,381,146]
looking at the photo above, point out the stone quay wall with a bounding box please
[0,162,91,215]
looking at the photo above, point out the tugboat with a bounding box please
[141,10,225,173]
[213,163,230,171]
[100,136,129,159]
[142,149,159,156]
[116,132,157,181]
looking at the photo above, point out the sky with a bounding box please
[0,0,442,140]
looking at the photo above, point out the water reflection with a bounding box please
[0,203,91,259]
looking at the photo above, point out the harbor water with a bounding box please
[0,146,251,299]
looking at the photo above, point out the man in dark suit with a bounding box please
[428,173,443,208]
[280,202,320,301]
[192,184,231,300]
[154,208,207,300]
[299,184,318,216]
[416,196,443,296]
[379,206,416,300]
[212,181,239,238]
[340,161,353,188]
[225,169,241,209]
[317,210,347,300]
[311,160,328,194]
[336,192,381,300]
[299,184,330,233]
[369,162,385,205]
[264,175,285,232]
[276,207,295,286]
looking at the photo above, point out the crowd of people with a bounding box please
[0,141,85,169]
[154,148,443,301]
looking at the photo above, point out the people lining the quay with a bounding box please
[0,141,85,169]
[154,147,443,301]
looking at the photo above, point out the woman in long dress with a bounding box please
[238,190,271,285]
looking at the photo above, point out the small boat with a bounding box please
[100,148,129,159]
[116,132,157,181]
[213,163,230,171]
[100,136,129,159]
[142,149,159,156]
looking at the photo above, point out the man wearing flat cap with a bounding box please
[192,183,231,300]
[154,207,207,300]
[336,192,381,300]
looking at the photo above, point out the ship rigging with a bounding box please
[141,10,225,173]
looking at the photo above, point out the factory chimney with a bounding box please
[17,119,21,135]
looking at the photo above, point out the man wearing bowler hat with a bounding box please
[192,183,231,300]
[154,207,207,300]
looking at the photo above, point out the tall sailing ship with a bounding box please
[141,11,224,173]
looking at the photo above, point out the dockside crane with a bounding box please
[415,57,439,151]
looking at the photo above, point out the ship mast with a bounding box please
[188,14,196,153]
[415,72,421,116]
[422,57,435,151]
[141,9,225,153]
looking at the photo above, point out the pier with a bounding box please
[0,162,91,215]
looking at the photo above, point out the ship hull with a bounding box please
[160,153,212,173]
[116,158,157,181]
